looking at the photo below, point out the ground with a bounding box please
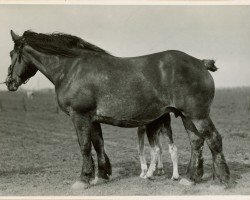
[0,87,249,196]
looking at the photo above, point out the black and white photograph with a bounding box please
[0,0,249,197]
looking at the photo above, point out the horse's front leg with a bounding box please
[90,122,112,185]
[70,111,95,190]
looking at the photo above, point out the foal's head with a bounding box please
[6,30,38,91]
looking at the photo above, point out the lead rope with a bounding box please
[0,81,6,84]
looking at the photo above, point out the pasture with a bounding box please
[0,87,249,196]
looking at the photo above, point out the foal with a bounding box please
[137,114,179,180]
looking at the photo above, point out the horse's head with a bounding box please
[6,30,38,91]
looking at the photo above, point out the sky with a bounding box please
[0,4,250,90]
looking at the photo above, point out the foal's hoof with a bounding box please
[171,175,180,181]
[145,171,155,180]
[140,173,147,179]
[71,181,90,190]
[157,168,165,176]
[139,170,147,179]
[179,178,195,186]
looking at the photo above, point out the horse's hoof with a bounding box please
[98,170,111,180]
[157,168,165,176]
[209,183,226,191]
[179,178,195,186]
[225,179,237,189]
[90,176,110,186]
[71,181,90,190]
[211,178,236,189]
[171,175,180,181]
[89,177,98,185]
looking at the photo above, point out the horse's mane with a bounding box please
[21,30,110,57]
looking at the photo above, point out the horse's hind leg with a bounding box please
[162,114,180,180]
[181,116,230,185]
[137,126,148,178]
[181,116,205,183]
[195,117,230,184]
[90,122,112,184]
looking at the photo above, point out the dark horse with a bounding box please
[6,30,230,189]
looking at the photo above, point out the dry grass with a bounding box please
[0,87,249,196]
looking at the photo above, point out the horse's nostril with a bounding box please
[6,78,10,84]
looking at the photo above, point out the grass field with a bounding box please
[0,87,249,196]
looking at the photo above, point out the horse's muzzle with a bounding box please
[5,77,20,91]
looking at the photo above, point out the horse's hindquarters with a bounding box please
[171,66,215,119]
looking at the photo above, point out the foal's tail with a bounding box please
[202,59,218,72]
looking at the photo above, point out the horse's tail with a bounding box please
[202,59,218,72]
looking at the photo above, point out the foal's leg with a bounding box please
[90,122,112,184]
[156,133,165,176]
[145,122,161,179]
[137,126,164,178]
[70,111,95,190]
[181,116,205,184]
[137,126,148,178]
[162,114,180,180]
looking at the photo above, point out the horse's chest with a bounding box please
[56,86,95,114]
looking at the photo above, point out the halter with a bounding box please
[5,38,26,84]
[9,39,25,75]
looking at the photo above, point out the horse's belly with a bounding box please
[93,111,162,127]
[94,99,168,127]
[92,115,150,127]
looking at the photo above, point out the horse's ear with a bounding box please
[10,30,21,42]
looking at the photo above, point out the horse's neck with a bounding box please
[23,46,67,85]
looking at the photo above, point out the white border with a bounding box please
[0,195,250,199]
[0,0,250,5]
[0,196,250,199]
[0,0,250,199]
